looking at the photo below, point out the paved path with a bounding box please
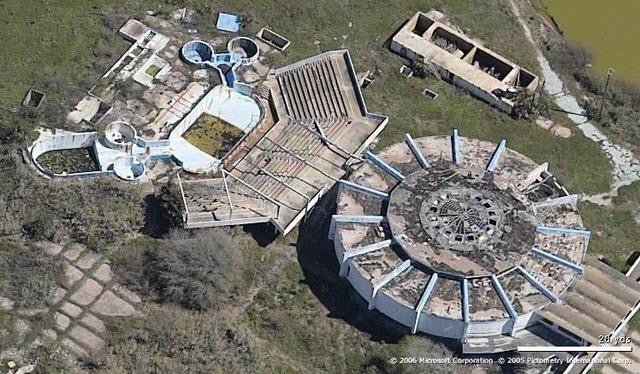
[0,241,140,362]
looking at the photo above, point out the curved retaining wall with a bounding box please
[228,37,260,66]
[29,130,111,179]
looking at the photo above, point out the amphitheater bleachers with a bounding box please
[222,115,355,213]
[276,57,349,119]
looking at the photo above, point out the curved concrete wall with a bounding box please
[228,37,260,66]
[417,313,466,339]
[182,40,214,65]
[376,291,417,328]
[332,224,533,340]
[169,85,263,173]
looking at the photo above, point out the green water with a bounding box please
[544,0,640,84]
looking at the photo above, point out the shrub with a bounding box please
[30,345,75,373]
[147,229,246,310]
[0,109,39,146]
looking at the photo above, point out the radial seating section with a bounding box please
[329,132,640,355]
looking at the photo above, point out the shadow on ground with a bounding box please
[243,223,280,247]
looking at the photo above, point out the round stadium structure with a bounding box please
[328,130,610,353]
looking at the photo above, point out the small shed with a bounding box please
[216,12,240,33]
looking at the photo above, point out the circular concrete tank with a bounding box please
[227,37,259,65]
[104,121,136,151]
[181,40,215,65]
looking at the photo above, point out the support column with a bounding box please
[412,273,439,334]
[339,239,395,276]
[403,133,430,169]
[536,226,590,238]
[531,247,583,274]
[365,151,405,180]
[492,275,518,335]
[338,179,389,199]
[461,278,470,323]
[451,128,461,165]
[518,266,558,303]
[486,139,507,172]
[534,194,579,209]
[328,214,385,238]
[369,260,412,310]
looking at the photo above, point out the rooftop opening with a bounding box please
[22,89,45,109]
[145,64,161,77]
[514,69,536,88]
[257,28,290,51]
[412,14,434,36]
[430,27,474,58]
[423,88,438,99]
[470,48,513,81]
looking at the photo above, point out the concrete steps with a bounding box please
[585,258,640,298]
[583,263,640,306]
[276,57,348,120]
[538,302,611,344]
[573,279,632,317]
[563,291,621,330]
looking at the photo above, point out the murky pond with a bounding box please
[544,0,640,84]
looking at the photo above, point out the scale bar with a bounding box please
[518,346,632,352]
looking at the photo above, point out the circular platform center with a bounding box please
[387,165,536,278]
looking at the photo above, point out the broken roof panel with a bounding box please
[119,19,150,42]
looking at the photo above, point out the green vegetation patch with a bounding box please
[0,155,144,250]
[37,147,98,174]
[109,229,248,311]
[98,303,261,373]
[184,114,244,158]
[145,64,160,77]
[580,181,640,272]
[370,73,612,194]
[147,230,247,310]
[0,240,64,309]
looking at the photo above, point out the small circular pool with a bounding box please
[113,156,146,181]
[104,121,137,151]
[227,37,259,65]
[182,40,214,65]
